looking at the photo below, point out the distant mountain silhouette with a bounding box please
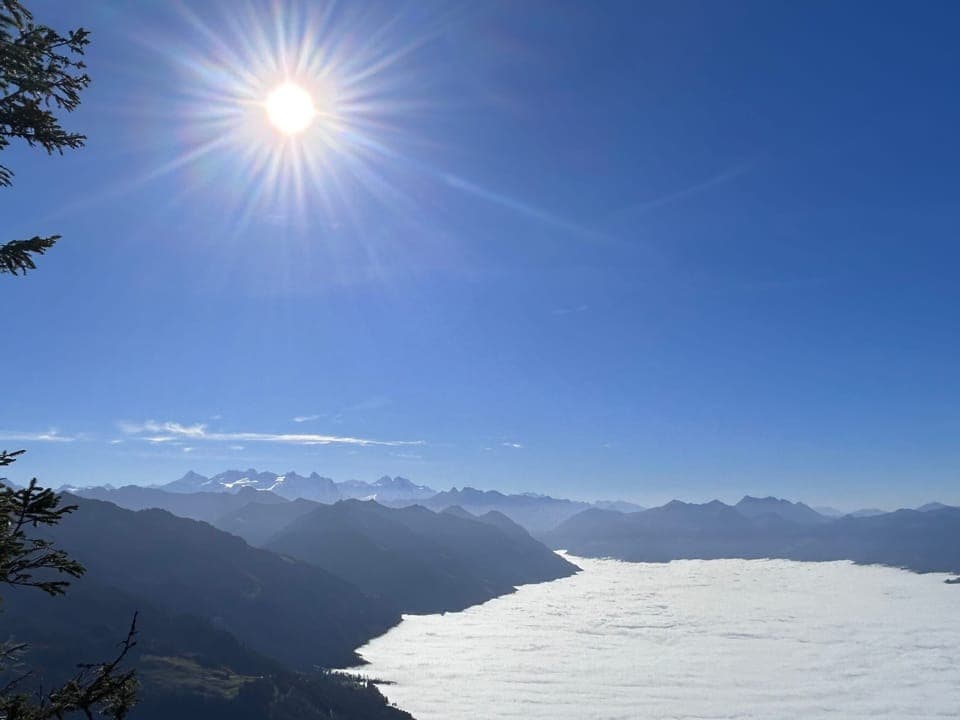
[164,468,282,493]
[43,496,399,669]
[337,475,436,502]
[214,497,322,546]
[473,509,535,540]
[89,475,645,533]
[734,495,827,525]
[593,499,645,513]
[422,487,592,533]
[74,484,286,522]
[916,501,958,512]
[440,504,476,520]
[783,508,960,572]
[263,499,578,613]
[160,469,213,492]
[847,508,888,518]
[269,471,341,502]
[546,499,960,573]
[159,468,434,504]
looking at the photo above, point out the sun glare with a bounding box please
[265,82,315,135]
[158,1,443,244]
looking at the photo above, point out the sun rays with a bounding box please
[38,0,627,292]
[128,0,441,245]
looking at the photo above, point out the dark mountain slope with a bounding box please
[1,578,411,720]
[45,496,399,669]
[265,499,578,613]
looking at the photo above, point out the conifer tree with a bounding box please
[0,3,138,717]
[1,0,89,275]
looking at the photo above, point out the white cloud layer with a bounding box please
[352,556,960,719]
[120,420,423,447]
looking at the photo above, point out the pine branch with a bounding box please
[0,615,140,720]
[0,449,25,469]
[1,0,90,272]
[0,476,84,595]
[0,236,59,275]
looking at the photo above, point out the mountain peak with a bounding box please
[917,501,957,512]
[735,495,826,524]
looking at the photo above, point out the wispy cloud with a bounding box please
[120,420,423,447]
[0,429,76,443]
[292,414,323,423]
[501,441,524,449]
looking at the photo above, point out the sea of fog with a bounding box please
[349,555,960,719]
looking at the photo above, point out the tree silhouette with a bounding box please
[1,0,90,275]
[0,453,139,719]
[0,2,138,717]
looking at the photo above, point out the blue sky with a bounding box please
[1,0,958,508]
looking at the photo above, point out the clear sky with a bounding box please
[2,0,958,509]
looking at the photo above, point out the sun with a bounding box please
[265,82,316,135]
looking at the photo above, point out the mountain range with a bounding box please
[158,469,435,504]
[65,469,958,538]
[67,468,649,534]
[544,495,960,574]
[7,469,960,720]
[418,487,599,533]
[3,483,576,719]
